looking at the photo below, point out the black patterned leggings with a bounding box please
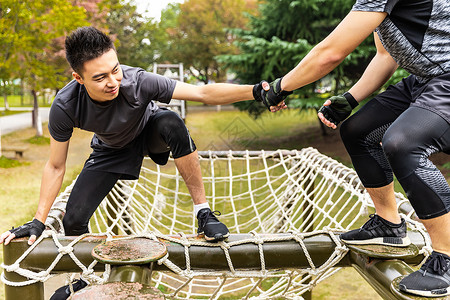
[340,99,450,220]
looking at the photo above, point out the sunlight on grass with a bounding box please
[25,136,50,145]
[0,156,26,168]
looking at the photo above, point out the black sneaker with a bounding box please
[197,208,230,242]
[399,251,450,297]
[340,214,410,247]
[50,278,88,300]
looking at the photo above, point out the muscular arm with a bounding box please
[280,11,388,92]
[172,81,254,105]
[318,32,398,129]
[0,137,69,245]
[34,137,69,224]
[348,32,398,101]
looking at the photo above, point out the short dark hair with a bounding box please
[65,26,115,76]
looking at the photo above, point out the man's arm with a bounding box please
[171,82,254,105]
[0,137,69,245]
[319,32,398,129]
[348,32,398,100]
[280,11,388,92]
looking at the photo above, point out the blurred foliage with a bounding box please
[0,0,409,121]
[101,0,164,70]
[158,0,257,83]
[217,0,378,116]
[0,0,88,92]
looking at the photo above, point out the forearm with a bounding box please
[278,11,387,92]
[198,83,254,105]
[281,44,345,91]
[172,81,254,105]
[348,53,398,101]
[34,161,65,223]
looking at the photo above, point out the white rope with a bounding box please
[1,148,430,299]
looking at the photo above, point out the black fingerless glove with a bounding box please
[318,92,359,125]
[253,77,292,110]
[10,219,45,238]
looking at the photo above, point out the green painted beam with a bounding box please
[2,232,426,300]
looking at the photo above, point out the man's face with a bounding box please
[72,49,123,102]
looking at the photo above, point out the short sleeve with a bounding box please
[48,102,74,142]
[136,71,177,104]
[352,0,400,14]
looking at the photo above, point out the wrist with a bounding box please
[275,77,293,96]
[342,92,358,109]
[32,219,45,227]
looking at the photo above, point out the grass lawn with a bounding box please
[0,106,419,299]
[0,110,32,117]
[1,94,52,108]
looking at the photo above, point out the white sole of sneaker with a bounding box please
[399,286,450,298]
[341,236,411,247]
[204,232,230,242]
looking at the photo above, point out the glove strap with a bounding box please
[343,92,358,109]
[32,219,46,231]
[275,77,293,97]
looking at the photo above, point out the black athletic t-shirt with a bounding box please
[353,0,450,82]
[48,65,177,148]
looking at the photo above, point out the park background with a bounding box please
[1,0,450,299]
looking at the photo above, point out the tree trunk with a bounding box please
[334,74,341,95]
[32,89,43,137]
[3,90,9,111]
[20,79,24,106]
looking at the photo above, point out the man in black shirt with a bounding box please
[0,26,288,299]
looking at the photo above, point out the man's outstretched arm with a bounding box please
[172,81,287,112]
[172,81,254,105]
[280,11,387,92]
[318,32,398,129]
[0,137,69,245]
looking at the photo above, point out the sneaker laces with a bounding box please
[360,214,383,232]
[422,252,449,276]
[198,210,221,230]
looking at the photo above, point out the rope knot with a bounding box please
[82,269,94,276]
[335,246,348,253]
[37,270,49,278]
[58,246,73,254]
[250,231,264,245]
[7,263,20,272]
[219,241,231,249]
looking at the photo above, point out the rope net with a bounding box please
[2,148,431,299]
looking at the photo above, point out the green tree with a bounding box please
[0,0,88,135]
[218,0,375,117]
[160,0,256,84]
[101,0,164,69]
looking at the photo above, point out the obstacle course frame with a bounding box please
[1,149,434,299]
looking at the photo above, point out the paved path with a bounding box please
[0,107,50,135]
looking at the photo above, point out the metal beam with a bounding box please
[3,233,353,274]
[350,251,415,300]
[2,232,427,300]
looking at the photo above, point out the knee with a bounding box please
[156,111,185,135]
[381,131,411,161]
[340,116,364,146]
[62,214,89,236]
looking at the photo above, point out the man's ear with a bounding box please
[72,72,84,85]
